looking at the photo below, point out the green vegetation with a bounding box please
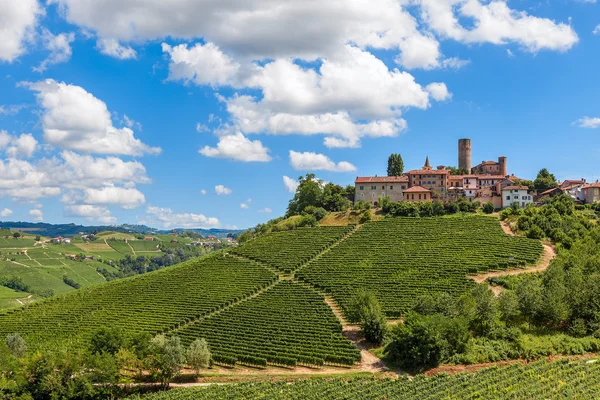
[298,216,542,317]
[387,153,404,176]
[176,281,360,368]
[131,358,600,400]
[233,226,352,273]
[0,254,276,346]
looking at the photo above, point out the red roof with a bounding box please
[404,185,431,193]
[583,183,600,189]
[540,187,562,196]
[503,185,529,191]
[355,176,409,183]
[406,169,449,175]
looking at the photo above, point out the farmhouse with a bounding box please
[582,182,600,204]
[354,176,408,205]
[502,186,533,208]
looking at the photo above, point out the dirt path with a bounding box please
[342,326,389,373]
[11,260,30,268]
[125,239,137,256]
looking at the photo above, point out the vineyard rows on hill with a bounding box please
[297,216,543,318]
[232,226,352,273]
[0,254,276,345]
[176,281,360,368]
[133,358,600,400]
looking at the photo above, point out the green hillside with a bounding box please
[133,358,600,400]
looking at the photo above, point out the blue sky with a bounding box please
[0,0,599,230]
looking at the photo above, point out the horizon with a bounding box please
[1,0,599,229]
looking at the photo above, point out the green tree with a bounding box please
[498,290,520,326]
[349,290,387,344]
[387,154,404,176]
[482,202,495,214]
[286,174,324,216]
[90,326,125,355]
[148,335,186,387]
[5,333,26,358]
[516,279,543,327]
[12,232,21,239]
[534,168,558,191]
[187,338,211,376]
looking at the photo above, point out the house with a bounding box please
[403,186,432,202]
[52,236,63,244]
[354,175,409,205]
[144,237,155,241]
[405,157,450,199]
[63,238,71,244]
[502,186,533,209]
[207,235,217,240]
[560,179,586,190]
[582,182,600,204]
[471,157,507,176]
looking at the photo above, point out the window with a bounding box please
[382,192,385,197]
[418,194,422,200]
[432,181,436,185]
[390,186,393,190]
[506,196,510,200]
[382,186,385,190]
[372,192,375,197]
[371,186,376,190]
[359,186,364,190]
[360,193,364,199]
[514,195,518,200]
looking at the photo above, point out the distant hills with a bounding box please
[0,221,244,238]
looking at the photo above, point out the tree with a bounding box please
[5,333,26,358]
[12,232,21,239]
[286,174,324,216]
[35,235,41,242]
[387,154,404,176]
[446,166,469,175]
[90,326,125,355]
[482,202,495,214]
[187,338,211,376]
[349,290,387,344]
[148,335,186,387]
[534,168,558,191]
[516,279,543,327]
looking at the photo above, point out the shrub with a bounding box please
[302,206,327,221]
[526,225,545,239]
[359,210,371,224]
[483,202,495,214]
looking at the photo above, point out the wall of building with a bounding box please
[355,182,407,205]
[502,189,533,209]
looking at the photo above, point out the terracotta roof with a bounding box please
[560,180,585,188]
[583,183,600,189]
[404,185,431,193]
[355,176,409,183]
[506,175,523,181]
[540,187,562,196]
[407,169,450,175]
[475,175,506,180]
[474,161,498,166]
[562,183,583,191]
[503,185,529,191]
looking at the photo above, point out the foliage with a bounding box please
[359,209,371,224]
[90,326,125,355]
[62,274,81,289]
[302,206,327,221]
[482,202,495,214]
[381,199,480,217]
[186,338,211,376]
[148,335,187,387]
[387,154,404,176]
[5,333,26,358]
[349,290,387,344]
[533,168,558,191]
[0,276,30,292]
[287,174,352,216]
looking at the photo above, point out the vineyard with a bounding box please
[133,358,600,399]
[0,254,276,345]
[176,281,360,368]
[232,226,352,273]
[297,216,543,317]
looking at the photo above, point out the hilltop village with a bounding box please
[355,138,600,209]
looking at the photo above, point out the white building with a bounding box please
[502,186,533,209]
[354,176,409,205]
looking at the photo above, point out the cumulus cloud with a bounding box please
[200,132,271,162]
[258,208,272,213]
[145,206,219,229]
[215,185,232,195]
[29,208,43,222]
[0,105,27,116]
[83,186,145,209]
[96,38,137,59]
[240,203,249,209]
[0,208,13,217]
[594,25,600,35]
[418,0,578,53]
[425,82,452,102]
[289,150,356,172]
[283,176,300,193]
[64,204,116,224]
[24,79,161,156]
[573,117,600,128]
[0,0,42,62]
[34,29,76,72]
[0,132,38,158]
[200,189,207,195]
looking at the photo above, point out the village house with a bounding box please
[354,176,409,205]
[502,186,533,209]
[403,186,432,202]
[582,182,600,204]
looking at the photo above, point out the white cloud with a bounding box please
[196,123,209,133]
[200,189,207,195]
[289,150,356,172]
[396,34,441,70]
[96,38,137,59]
[215,185,232,196]
[240,203,249,209]
[247,198,252,203]
[283,176,300,193]
[83,186,145,209]
[0,132,38,159]
[146,206,219,229]
[418,0,578,53]
[0,0,42,62]
[425,82,452,102]
[0,208,12,217]
[258,208,272,213]
[441,57,471,69]
[507,49,515,57]
[24,79,161,156]
[34,29,76,72]
[594,25,600,35]
[573,117,600,128]
[200,132,271,162]
[64,204,116,224]
[29,208,43,222]
[0,105,27,116]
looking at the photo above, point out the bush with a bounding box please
[297,214,318,228]
[349,290,387,345]
[483,202,495,214]
[302,206,327,221]
[526,225,545,239]
[359,209,371,224]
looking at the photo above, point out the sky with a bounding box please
[0,0,599,230]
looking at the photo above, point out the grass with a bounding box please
[319,210,383,226]
[0,238,37,248]
[106,240,135,256]
[96,231,136,240]
[129,241,160,252]
[0,261,73,294]
[0,286,29,309]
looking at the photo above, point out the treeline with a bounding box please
[379,195,600,371]
[0,329,211,399]
[98,242,222,280]
[377,196,493,217]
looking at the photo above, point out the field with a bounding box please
[0,237,37,248]
[232,226,352,273]
[134,358,600,399]
[0,254,276,345]
[297,215,543,317]
[176,281,360,368]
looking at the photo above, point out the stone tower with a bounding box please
[498,156,507,177]
[458,138,472,172]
